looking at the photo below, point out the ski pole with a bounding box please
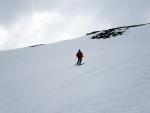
[75,57,77,64]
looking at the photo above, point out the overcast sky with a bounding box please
[0,0,150,50]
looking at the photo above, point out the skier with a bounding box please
[76,49,84,65]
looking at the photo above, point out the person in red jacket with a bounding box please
[76,49,83,65]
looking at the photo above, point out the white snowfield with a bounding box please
[0,24,150,113]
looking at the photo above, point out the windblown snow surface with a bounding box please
[0,24,150,113]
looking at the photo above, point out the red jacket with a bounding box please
[76,52,83,58]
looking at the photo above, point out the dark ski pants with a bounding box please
[77,57,82,65]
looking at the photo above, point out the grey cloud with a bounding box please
[94,0,150,27]
[0,0,29,25]
[1,0,149,27]
[0,0,150,50]
[0,0,150,29]
[0,0,60,26]
[0,0,102,25]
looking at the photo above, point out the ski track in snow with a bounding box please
[0,24,150,113]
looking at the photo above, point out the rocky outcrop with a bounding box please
[86,23,150,39]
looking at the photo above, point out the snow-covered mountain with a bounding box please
[0,23,150,113]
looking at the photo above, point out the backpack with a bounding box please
[76,52,83,57]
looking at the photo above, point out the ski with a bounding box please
[76,63,84,66]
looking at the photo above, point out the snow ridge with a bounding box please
[0,23,150,113]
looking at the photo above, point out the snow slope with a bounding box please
[0,24,150,113]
